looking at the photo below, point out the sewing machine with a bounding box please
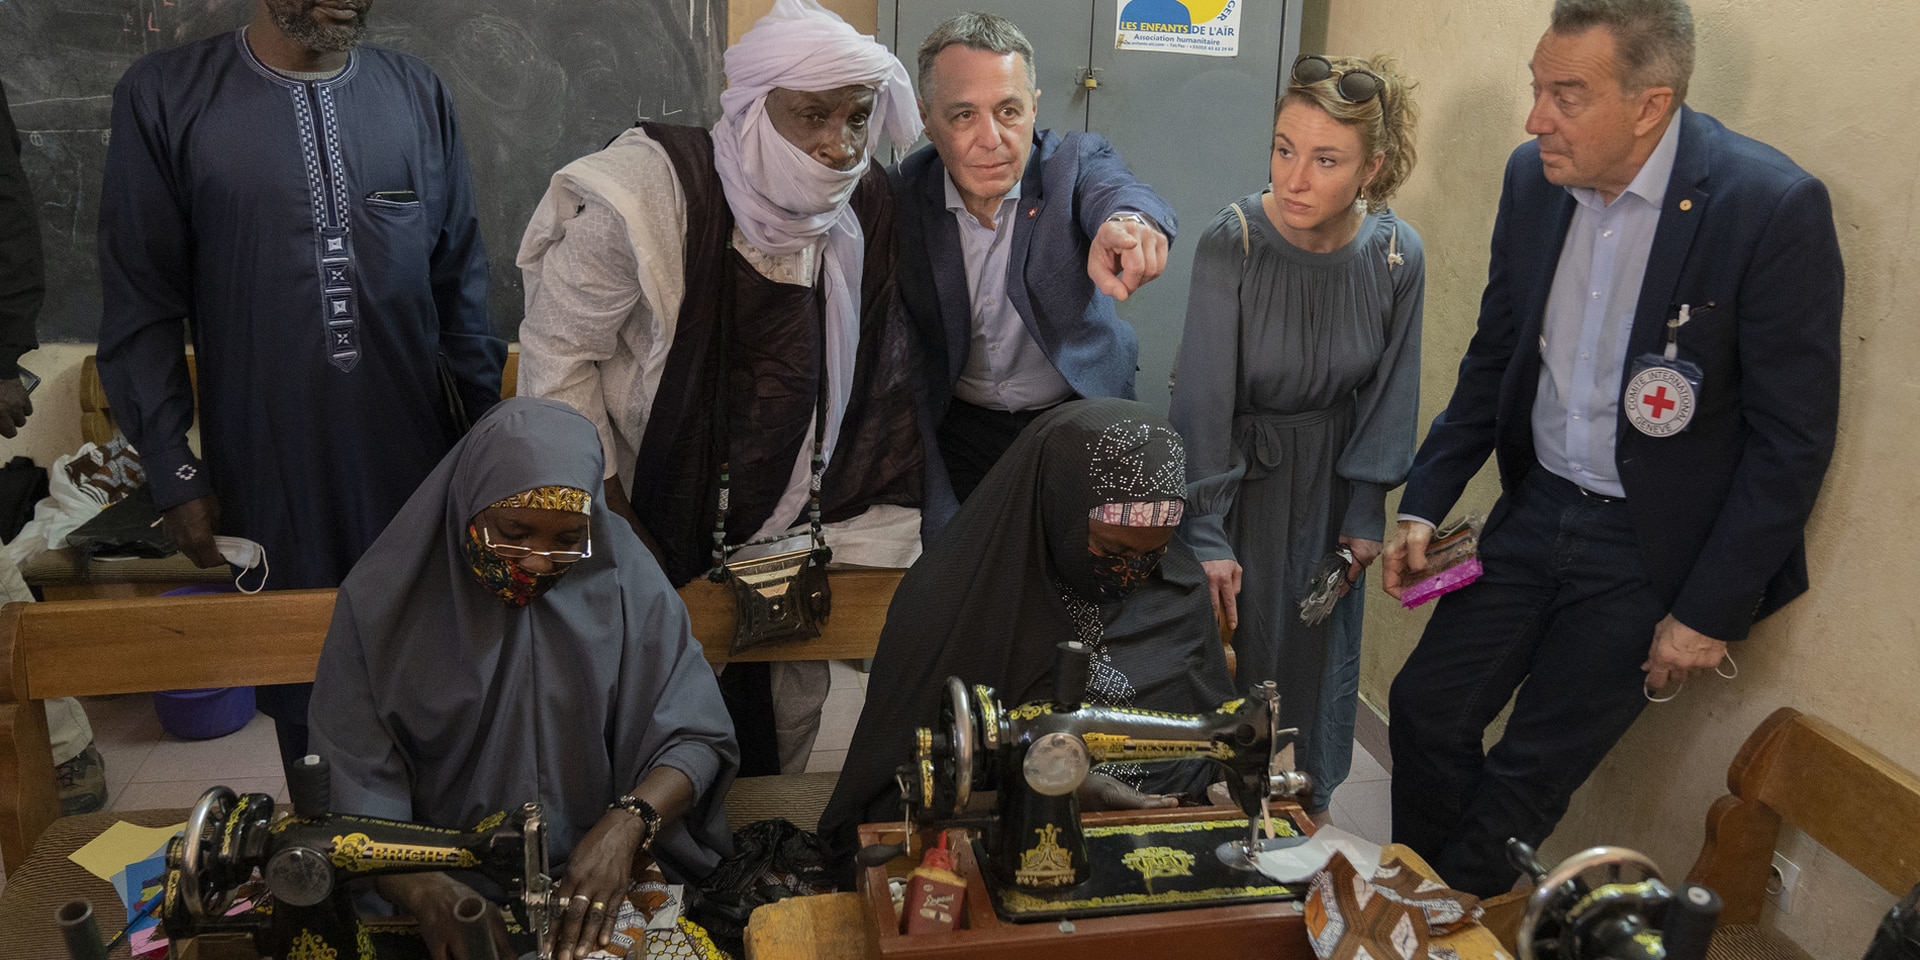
[153,755,565,960]
[1508,840,1721,960]
[891,641,1312,920]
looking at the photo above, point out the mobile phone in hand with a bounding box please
[15,367,38,395]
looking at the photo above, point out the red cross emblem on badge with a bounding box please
[1625,366,1694,437]
[1642,385,1678,419]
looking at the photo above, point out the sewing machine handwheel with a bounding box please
[1516,846,1662,960]
[179,786,239,923]
[944,677,974,813]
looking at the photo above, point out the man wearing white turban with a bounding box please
[517,0,925,774]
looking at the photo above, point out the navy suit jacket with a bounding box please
[894,129,1176,417]
[894,129,1176,532]
[1401,107,1843,641]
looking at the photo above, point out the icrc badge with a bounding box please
[1624,365,1695,437]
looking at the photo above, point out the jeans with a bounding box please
[1388,468,1664,896]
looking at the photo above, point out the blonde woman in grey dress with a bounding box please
[1169,54,1423,823]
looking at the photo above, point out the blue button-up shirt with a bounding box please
[945,174,1076,412]
[1531,115,1682,498]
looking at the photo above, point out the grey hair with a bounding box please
[917,12,1038,99]
[1550,0,1694,103]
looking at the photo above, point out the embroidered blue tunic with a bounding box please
[97,28,503,591]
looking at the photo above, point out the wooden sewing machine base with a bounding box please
[853,805,1317,960]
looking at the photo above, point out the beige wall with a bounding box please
[1,344,94,468]
[1327,1,1920,955]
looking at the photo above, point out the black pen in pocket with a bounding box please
[367,190,419,203]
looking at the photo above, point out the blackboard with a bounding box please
[0,0,725,342]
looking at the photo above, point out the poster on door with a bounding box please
[1115,0,1242,56]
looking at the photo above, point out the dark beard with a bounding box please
[268,2,370,54]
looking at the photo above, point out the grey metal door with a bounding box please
[881,0,1303,411]
[1090,0,1300,409]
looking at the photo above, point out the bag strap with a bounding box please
[706,250,830,578]
[1169,200,1254,396]
[1228,201,1251,260]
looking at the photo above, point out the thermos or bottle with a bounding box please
[901,831,966,934]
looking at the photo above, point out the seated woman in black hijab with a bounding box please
[309,398,739,960]
[821,398,1237,864]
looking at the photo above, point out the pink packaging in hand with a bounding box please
[1398,515,1483,609]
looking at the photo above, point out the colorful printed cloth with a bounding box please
[1304,852,1481,960]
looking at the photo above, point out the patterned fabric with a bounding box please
[1055,576,1142,790]
[61,436,146,506]
[490,485,592,514]
[1088,545,1169,603]
[1304,852,1475,960]
[1089,500,1184,526]
[461,522,571,607]
[1087,421,1187,505]
[1370,858,1482,935]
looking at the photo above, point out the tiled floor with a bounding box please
[72,660,1389,842]
[90,692,289,813]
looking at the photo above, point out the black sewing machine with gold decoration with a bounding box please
[155,755,566,960]
[893,641,1314,922]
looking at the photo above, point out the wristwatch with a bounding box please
[609,794,661,852]
[1106,211,1150,228]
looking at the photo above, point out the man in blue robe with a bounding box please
[97,0,504,766]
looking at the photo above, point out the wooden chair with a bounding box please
[1681,706,1920,958]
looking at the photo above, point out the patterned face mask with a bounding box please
[1088,545,1167,603]
[462,523,570,608]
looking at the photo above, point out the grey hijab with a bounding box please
[310,397,738,881]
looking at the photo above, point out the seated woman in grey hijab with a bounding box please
[309,397,738,960]
[820,398,1238,870]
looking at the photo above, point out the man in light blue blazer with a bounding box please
[894,12,1177,535]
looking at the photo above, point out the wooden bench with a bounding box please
[25,353,527,602]
[1684,706,1920,958]
[0,570,900,875]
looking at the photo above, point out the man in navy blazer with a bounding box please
[1380,0,1842,896]
[895,13,1177,532]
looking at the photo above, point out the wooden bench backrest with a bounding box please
[1687,707,1920,924]
[0,569,899,875]
[79,353,522,446]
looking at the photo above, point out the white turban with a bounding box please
[718,0,920,150]
[709,0,920,545]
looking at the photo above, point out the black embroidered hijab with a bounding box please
[820,399,1235,864]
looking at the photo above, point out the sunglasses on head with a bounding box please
[1292,55,1383,105]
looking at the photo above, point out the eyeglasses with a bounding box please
[482,526,593,565]
[1292,55,1382,105]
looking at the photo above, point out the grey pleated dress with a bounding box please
[1169,193,1424,811]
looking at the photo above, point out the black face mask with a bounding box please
[1088,545,1167,602]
